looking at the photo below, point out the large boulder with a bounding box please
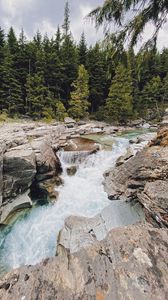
[0,224,167,300]
[64,117,76,128]
[64,137,100,153]
[3,144,36,201]
[30,139,61,182]
[57,201,144,254]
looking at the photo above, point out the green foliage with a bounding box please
[68,65,90,120]
[104,64,133,123]
[89,0,168,47]
[0,111,9,122]
[140,76,163,118]
[25,72,47,118]
[62,1,70,36]
[78,32,87,67]
[0,46,22,115]
[55,100,68,122]
[87,43,107,112]
[0,3,167,123]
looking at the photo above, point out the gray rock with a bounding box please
[116,147,134,166]
[67,166,78,176]
[64,117,76,128]
[140,180,168,226]
[0,192,32,225]
[30,139,61,177]
[57,201,144,254]
[142,123,151,129]
[129,137,139,144]
[137,132,157,143]
[78,120,86,126]
[3,144,36,201]
[0,225,167,300]
[104,133,168,226]
[0,146,3,206]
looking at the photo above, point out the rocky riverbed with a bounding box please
[0,115,167,300]
[0,119,128,224]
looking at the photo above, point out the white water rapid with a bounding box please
[0,136,144,273]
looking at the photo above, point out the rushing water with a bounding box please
[0,135,145,274]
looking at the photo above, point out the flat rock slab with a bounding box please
[0,225,167,300]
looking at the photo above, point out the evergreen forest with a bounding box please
[0,1,168,124]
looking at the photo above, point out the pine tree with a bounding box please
[160,49,168,79]
[140,76,163,118]
[162,74,168,109]
[25,72,47,118]
[7,27,18,56]
[0,27,5,63]
[15,29,29,109]
[78,32,87,66]
[62,1,70,36]
[44,38,64,98]
[128,49,140,116]
[1,46,22,115]
[55,100,68,121]
[33,31,42,49]
[87,43,107,113]
[60,1,78,103]
[0,27,5,111]
[104,64,133,123]
[68,65,90,120]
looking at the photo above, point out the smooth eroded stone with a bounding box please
[0,191,32,225]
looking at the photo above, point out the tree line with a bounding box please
[0,1,168,123]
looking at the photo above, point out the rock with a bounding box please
[0,146,3,206]
[30,176,63,203]
[67,166,77,176]
[129,133,157,145]
[104,129,168,226]
[0,224,167,300]
[3,144,36,201]
[140,180,168,226]
[129,119,144,127]
[57,201,144,254]
[78,120,86,126]
[116,148,134,166]
[64,117,76,128]
[0,192,32,225]
[150,127,168,147]
[141,123,151,129]
[137,132,157,143]
[91,127,103,133]
[31,139,61,179]
[129,137,139,144]
[64,137,100,153]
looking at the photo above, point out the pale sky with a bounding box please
[0,0,168,50]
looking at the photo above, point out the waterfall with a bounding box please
[0,136,143,273]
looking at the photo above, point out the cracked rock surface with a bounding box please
[0,225,167,300]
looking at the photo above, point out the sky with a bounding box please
[0,0,168,50]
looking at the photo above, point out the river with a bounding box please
[0,133,146,274]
